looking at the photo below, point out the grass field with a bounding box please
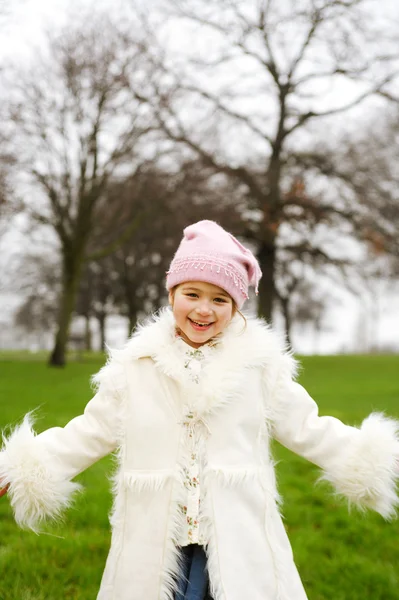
[0,353,398,600]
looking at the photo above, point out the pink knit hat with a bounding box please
[166,220,262,308]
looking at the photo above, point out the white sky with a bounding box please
[0,0,398,354]
[2,0,399,57]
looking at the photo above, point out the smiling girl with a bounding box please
[1,220,399,600]
[169,282,236,346]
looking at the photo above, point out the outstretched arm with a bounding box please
[0,358,126,531]
[268,357,399,519]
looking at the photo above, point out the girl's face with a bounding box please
[169,281,234,348]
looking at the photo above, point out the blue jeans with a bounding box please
[175,544,209,600]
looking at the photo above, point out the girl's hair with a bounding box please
[234,306,247,330]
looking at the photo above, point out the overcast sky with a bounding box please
[2,0,399,58]
[1,0,398,354]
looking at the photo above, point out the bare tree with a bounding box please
[75,259,118,351]
[12,251,60,344]
[0,133,17,238]
[89,157,243,333]
[3,14,165,365]
[275,236,346,349]
[138,0,399,321]
[294,108,399,255]
[294,102,399,316]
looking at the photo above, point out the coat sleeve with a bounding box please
[0,359,126,532]
[268,354,399,519]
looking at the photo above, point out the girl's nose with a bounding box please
[196,302,212,315]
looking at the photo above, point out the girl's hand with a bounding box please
[0,483,10,498]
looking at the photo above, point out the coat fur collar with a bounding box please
[111,309,292,416]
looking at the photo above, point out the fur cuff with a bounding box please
[0,414,81,532]
[320,413,399,519]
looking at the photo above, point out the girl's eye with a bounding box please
[186,293,198,298]
[214,298,226,303]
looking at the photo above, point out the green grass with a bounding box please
[0,354,398,599]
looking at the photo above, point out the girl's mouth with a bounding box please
[188,318,214,331]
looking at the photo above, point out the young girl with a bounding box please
[1,220,398,600]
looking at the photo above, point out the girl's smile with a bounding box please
[169,281,234,348]
[188,318,215,331]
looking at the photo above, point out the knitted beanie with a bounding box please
[166,220,262,308]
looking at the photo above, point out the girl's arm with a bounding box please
[268,356,399,519]
[0,359,125,532]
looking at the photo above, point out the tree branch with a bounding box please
[287,8,322,80]
[282,242,352,266]
[180,84,273,147]
[285,72,399,135]
[85,211,146,262]
[152,101,266,203]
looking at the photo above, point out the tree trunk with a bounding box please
[122,258,138,335]
[257,145,282,322]
[125,292,138,335]
[84,314,92,351]
[128,312,137,336]
[257,241,276,322]
[49,258,83,367]
[280,297,292,350]
[97,312,106,351]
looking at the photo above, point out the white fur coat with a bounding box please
[1,309,399,600]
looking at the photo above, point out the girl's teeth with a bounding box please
[193,320,210,327]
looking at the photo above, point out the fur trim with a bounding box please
[201,456,227,600]
[319,413,399,519]
[265,351,300,425]
[107,308,292,421]
[115,308,286,372]
[263,494,294,600]
[0,414,82,532]
[158,429,187,600]
[122,470,174,492]
[91,353,128,399]
[208,465,263,484]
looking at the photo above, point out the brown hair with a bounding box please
[233,304,247,332]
